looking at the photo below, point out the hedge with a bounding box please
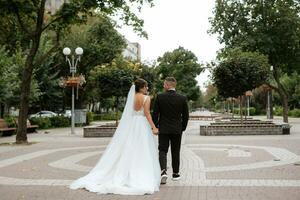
[30,116,70,129]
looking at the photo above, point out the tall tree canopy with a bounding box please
[209,0,300,122]
[212,49,270,98]
[155,47,203,101]
[0,0,153,143]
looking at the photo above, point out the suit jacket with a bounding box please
[152,90,189,134]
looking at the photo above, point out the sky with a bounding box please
[117,0,223,91]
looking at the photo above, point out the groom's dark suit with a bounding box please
[152,90,189,174]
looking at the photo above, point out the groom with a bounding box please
[152,77,189,184]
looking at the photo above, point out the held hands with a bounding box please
[152,127,159,135]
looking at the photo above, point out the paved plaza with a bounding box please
[1,115,300,200]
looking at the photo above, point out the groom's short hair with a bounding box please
[165,77,177,87]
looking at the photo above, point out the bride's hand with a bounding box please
[152,127,159,135]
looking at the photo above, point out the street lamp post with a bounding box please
[267,66,274,119]
[63,47,83,135]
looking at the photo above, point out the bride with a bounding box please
[70,78,161,195]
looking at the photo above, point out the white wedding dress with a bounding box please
[70,85,161,195]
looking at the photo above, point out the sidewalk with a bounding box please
[1,117,300,200]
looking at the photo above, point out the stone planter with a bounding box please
[84,123,117,137]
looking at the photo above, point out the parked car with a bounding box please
[29,111,58,118]
[61,110,71,118]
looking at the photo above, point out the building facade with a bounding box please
[122,39,141,61]
[45,0,67,15]
[45,0,141,61]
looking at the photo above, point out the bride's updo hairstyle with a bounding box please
[134,78,148,93]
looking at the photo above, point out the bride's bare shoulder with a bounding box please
[134,93,143,100]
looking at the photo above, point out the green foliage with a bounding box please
[30,34,63,111]
[49,116,70,128]
[274,106,300,117]
[0,0,154,142]
[252,104,265,115]
[88,56,137,123]
[233,107,256,116]
[190,90,204,109]
[29,116,70,129]
[0,0,152,50]
[0,45,40,107]
[0,46,14,104]
[280,72,300,109]
[86,112,94,125]
[203,83,218,109]
[274,106,283,116]
[209,0,300,122]
[30,117,52,129]
[90,56,136,100]
[156,47,203,101]
[213,49,270,98]
[289,109,300,117]
[4,116,17,128]
[139,64,157,94]
[62,15,126,76]
[209,0,300,74]
[93,112,122,121]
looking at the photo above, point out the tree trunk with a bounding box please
[273,67,289,123]
[280,92,289,123]
[0,103,4,118]
[115,97,119,126]
[232,99,234,119]
[240,96,243,124]
[16,50,37,143]
[244,95,247,120]
[16,0,46,144]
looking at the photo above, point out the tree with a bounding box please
[0,0,153,144]
[138,63,157,95]
[30,34,63,113]
[209,0,300,122]
[0,46,15,117]
[190,90,204,110]
[212,49,270,119]
[60,14,127,109]
[280,72,300,109]
[155,47,203,101]
[61,15,127,76]
[213,49,270,98]
[203,82,218,110]
[89,56,136,124]
[0,46,40,116]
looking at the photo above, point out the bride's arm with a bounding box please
[144,96,159,135]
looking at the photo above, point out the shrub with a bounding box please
[254,106,264,115]
[232,107,256,115]
[274,106,283,116]
[29,116,70,129]
[86,112,94,125]
[50,116,70,127]
[93,112,122,121]
[30,117,51,129]
[249,107,256,115]
[289,109,300,117]
[4,115,17,127]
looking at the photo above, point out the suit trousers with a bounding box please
[158,133,182,174]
